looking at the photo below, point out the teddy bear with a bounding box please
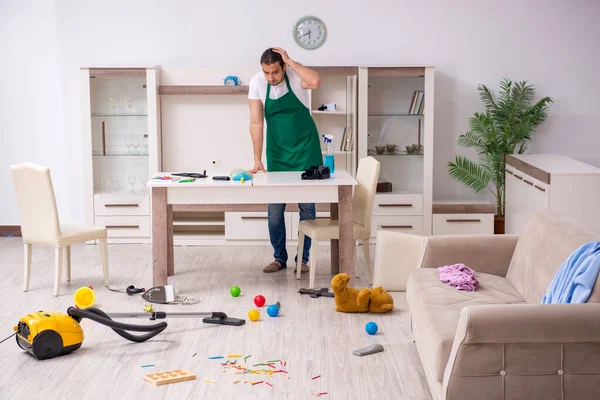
[331,273,394,313]
[331,273,372,312]
[369,286,394,313]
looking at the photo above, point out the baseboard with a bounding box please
[0,226,21,237]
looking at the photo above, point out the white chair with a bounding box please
[11,162,109,296]
[372,230,428,291]
[296,156,381,288]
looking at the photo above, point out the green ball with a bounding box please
[230,285,241,297]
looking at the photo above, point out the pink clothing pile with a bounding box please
[436,263,479,291]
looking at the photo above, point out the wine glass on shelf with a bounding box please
[139,175,147,193]
[128,176,137,193]
[124,132,132,154]
[142,134,149,154]
[109,94,116,115]
[125,93,133,114]
[112,177,119,192]
[132,134,140,155]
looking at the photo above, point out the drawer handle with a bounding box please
[105,204,140,207]
[105,225,140,229]
[316,216,330,220]
[523,179,533,186]
[241,216,268,220]
[379,204,413,207]
[513,174,523,180]
[381,225,413,229]
[446,219,481,223]
[534,185,546,192]
[506,170,514,175]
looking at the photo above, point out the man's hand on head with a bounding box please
[271,47,292,65]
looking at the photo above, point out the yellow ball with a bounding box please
[248,309,260,321]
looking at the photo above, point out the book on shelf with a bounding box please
[408,90,424,115]
[340,127,353,151]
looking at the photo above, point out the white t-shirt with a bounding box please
[248,67,310,109]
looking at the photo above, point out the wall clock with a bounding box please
[293,16,326,50]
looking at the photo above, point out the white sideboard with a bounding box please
[505,154,600,235]
[432,200,495,235]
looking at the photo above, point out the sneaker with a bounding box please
[263,260,286,273]
[294,263,310,274]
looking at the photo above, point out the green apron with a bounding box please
[264,72,323,172]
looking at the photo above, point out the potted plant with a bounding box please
[448,77,553,233]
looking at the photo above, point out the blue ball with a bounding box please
[267,304,280,317]
[365,322,378,335]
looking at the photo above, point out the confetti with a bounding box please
[204,380,216,384]
[209,356,224,359]
[141,364,155,368]
[228,354,242,358]
[251,381,264,385]
[192,353,197,357]
[244,355,251,361]
[266,382,273,387]
[266,359,280,363]
[312,375,321,380]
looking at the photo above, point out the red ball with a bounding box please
[254,295,266,307]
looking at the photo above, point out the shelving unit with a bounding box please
[309,66,358,177]
[358,66,434,239]
[79,65,440,244]
[81,66,162,244]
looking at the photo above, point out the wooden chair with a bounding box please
[11,162,109,296]
[296,156,381,288]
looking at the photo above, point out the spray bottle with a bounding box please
[322,134,335,173]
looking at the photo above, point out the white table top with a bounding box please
[147,171,357,188]
[509,154,600,175]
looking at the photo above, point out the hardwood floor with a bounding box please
[0,238,431,400]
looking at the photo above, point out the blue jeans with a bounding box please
[268,203,315,267]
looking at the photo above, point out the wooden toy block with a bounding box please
[143,369,197,386]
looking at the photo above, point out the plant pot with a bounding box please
[494,216,505,234]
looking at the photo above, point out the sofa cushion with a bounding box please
[505,209,600,304]
[407,268,526,383]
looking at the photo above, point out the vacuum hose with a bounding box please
[67,307,167,343]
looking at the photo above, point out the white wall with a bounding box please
[2,0,599,224]
[0,0,66,224]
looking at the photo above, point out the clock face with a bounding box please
[294,16,326,50]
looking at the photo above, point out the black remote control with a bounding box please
[212,176,231,181]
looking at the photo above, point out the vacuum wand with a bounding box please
[107,311,245,326]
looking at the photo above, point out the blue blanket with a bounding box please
[542,241,600,304]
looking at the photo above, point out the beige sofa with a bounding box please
[389,209,600,399]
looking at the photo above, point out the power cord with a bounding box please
[0,332,16,344]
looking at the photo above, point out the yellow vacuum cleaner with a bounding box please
[14,307,244,360]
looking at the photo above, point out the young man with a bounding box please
[248,47,323,274]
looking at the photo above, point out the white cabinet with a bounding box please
[225,212,289,240]
[433,214,494,235]
[357,66,434,240]
[81,67,162,244]
[505,154,600,234]
[432,200,495,236]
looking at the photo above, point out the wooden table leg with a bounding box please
[338,185,354,276]
[167,204,174,276]
[152,187,168,286]
[330,202,339,275]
